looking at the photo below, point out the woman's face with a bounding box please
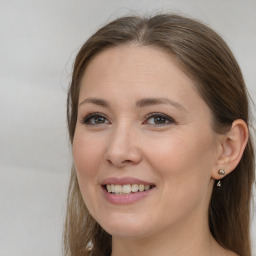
[73,45,221,239]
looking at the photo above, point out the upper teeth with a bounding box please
[106,184,151,194]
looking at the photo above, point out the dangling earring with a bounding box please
[217,169,226,187]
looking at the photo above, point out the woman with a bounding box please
[64,13,255,256]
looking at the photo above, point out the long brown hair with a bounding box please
[64,13,255,256]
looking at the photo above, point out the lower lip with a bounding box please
[102,186,155,205]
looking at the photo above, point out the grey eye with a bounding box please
[83,114,110,125]
[144,113,175,125]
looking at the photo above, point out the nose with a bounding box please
[104,125,142,168]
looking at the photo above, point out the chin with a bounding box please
[97,214,152,238]
[105,226,150,239]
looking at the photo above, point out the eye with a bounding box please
[143,113,175,126]
[81,113,110,125]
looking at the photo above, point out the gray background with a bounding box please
[0,0,255,255]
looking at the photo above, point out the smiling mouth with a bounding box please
[103,184,156,195]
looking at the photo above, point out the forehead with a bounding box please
[82,45,193,88]
[81,45,199,101]
[83,44,184,80]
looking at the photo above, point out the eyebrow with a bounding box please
[79,98,110,107]
[136,97,187,112]
[79,97,187,112]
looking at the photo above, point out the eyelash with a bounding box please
[80,112,110,125]
[80,112,176,126]
[143,112,176,126]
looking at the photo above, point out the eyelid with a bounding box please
[80,112,111,125]
[143,112,176,125]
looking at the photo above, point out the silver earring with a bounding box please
[218,169,226,175]
[217,169,225,187]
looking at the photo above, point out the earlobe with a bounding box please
[211,119,248,180]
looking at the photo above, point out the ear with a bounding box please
[211,119,249,180]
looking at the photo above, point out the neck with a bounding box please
[112,227,212,256]
[111,210,228,256]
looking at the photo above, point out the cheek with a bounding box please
[144,133,216,221]
[72,133,105,214]
[72,133,104,178]
[144,131,216,195]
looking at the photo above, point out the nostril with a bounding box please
[105,158,134,168]
[106,159,112,164]
[122,160,132,164]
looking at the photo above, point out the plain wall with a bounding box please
[0,0,255,255]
